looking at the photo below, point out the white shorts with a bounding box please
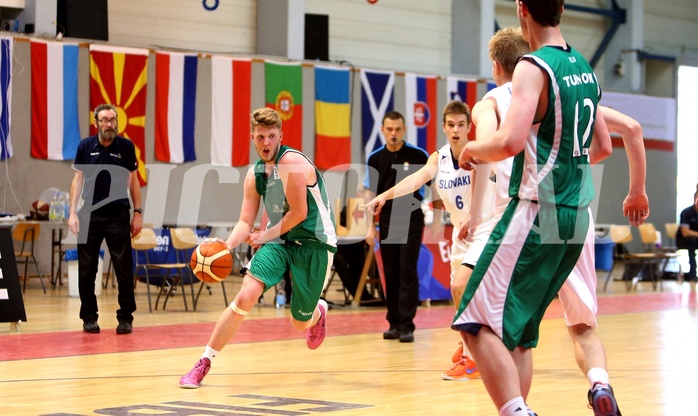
[558,214,598,327]
[461,215,497,268]
[449,217,498,284]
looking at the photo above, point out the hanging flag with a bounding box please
[314,65,351,170]
[486,80,497,92]
[446,76,479,140]
[265,61,303,151]
[89,44,149,185]
[154,51,198,164]
[0,37,12,161]
[405,73,438,154]
[361,69,394,157]
[30,39,81,161]
[210,56,252,167]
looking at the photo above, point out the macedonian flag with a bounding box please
[89,44,149,185]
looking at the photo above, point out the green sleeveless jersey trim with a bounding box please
[253,145,337,251]
[509,45,600,209]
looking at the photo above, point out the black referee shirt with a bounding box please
[364,142,429,224]
[73,135,138,210]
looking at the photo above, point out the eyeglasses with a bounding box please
[97,118,117,125]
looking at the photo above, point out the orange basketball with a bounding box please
[190,241,234,283]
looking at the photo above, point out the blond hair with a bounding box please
[488,27,531,75]
[250,107,282,130]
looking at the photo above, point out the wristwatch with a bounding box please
[133,208,143,214]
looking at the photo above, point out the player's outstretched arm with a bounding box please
[362,154,438,215]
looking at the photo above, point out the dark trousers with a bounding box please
[333,241,367,296]
[78,207,136,323]
[678,236,698,277]
[379,215,424,333]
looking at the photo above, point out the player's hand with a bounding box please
[458,144,479,171]
[456,220,470,242]
[362,195,387,215]
[622,192,649,226]
[246,231,263,249]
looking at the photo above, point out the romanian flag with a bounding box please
[0,37,12,161]
[314,65,351,170]
[89,44,149,185]
[446,76,479,140]
[154,51,198,164]
[405,73,437,154]
[30,39,81,160]
[264,61,302,151]
[210,56,252,167]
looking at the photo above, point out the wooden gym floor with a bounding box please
[1,263,697,415]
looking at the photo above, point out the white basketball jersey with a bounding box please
[434,144,494,228]
[434,144,473,228]
[482,82,514,216]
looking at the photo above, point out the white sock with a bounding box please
[499,396,528,416]
[202,345,219,361]
[586,367,610,388]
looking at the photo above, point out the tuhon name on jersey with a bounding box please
[562,72,596,88]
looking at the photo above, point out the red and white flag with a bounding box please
[210,56,252,167]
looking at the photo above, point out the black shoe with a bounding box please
[383,328,400,340]
[684,273,698,282]
[83,321,100,334]
[399,331,414,343]
[116,321,132,335]
[588,383,622,416]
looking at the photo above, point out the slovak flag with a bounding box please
[447,76,479,140]
[30,39,81,160]
[154,51,198,164]
[405,73,437,153]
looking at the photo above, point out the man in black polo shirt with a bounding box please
[678,191,698,281]
[68,104,143,334]
[363,111,429,343]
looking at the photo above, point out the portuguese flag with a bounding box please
[264,61,303,151]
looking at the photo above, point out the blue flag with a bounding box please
[361,69,394,157]
[0,37,13,160]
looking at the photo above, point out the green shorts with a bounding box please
[247,242,333,322]
[452,198,589,350]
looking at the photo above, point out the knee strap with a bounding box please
[229,301,248,316]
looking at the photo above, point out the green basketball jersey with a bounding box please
[510,45,601,209]
[254,145,337,252]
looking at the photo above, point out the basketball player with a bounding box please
[453,1,614,414]
[179,107,337,389]
[363,100,495,380]
[463,25,647,416]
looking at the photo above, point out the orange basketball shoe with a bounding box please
[442,355,480,380]
[451,342,464,363]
